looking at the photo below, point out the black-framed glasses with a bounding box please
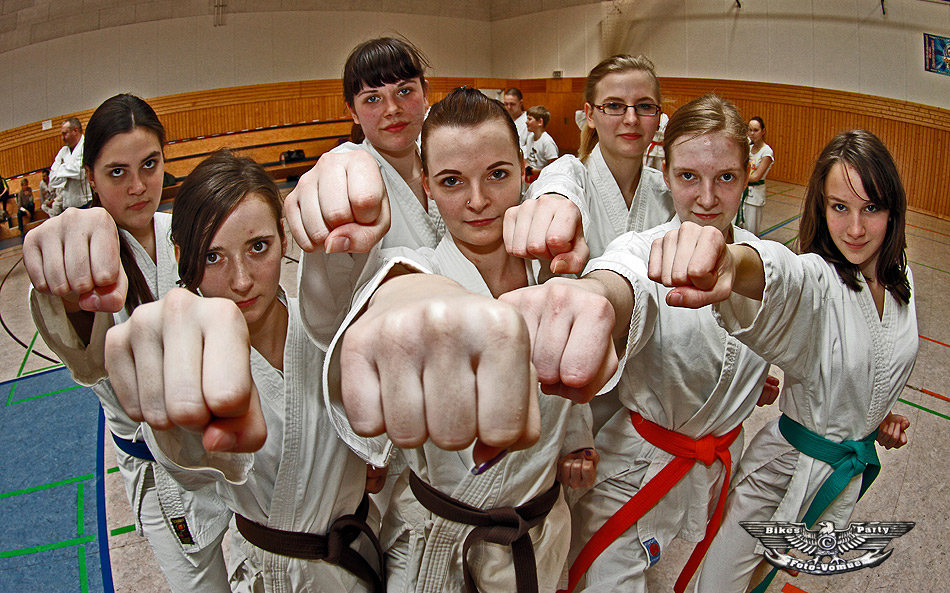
[594,102,661,117]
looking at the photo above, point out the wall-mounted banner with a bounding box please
[924,33,950,76]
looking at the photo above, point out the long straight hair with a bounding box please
[83,93,166,314]
[171,150,284,292]
[798,130,910,304]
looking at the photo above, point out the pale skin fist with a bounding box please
[557,447,600,489]
[503,193,589,275]
[104,288,267,453]
[284,150,391,253]
[23,206,128,313]
[648,222,736,308]
[499,277,620,404]
[876,412,910,449]
[337,274,541,466]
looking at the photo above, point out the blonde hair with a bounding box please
[662,94,749,169]
[578,54,660,162]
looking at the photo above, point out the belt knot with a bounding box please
[484,506,532,545]
[694,434,718,466]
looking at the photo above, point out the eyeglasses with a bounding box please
[593,102,661,117]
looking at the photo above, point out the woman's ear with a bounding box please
[584,102,596,131]
[281,228,288,257]
[421,172,432,200]
[661,159,671,189]
[85,165,96,193]
[346,103,360,126]
[174,244,181,264]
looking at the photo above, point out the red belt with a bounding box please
[561,411,741,593]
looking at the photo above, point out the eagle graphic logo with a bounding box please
[740,521,915,575]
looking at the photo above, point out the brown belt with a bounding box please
[234,494,385,592]
[408,471,561,593]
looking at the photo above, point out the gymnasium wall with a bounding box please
[2,75,948,220]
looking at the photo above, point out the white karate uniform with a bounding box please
[526,142,676,432]
[49,137,92,209]
[694,240,918,593]
[569,221,770,592]
[739,143,774,235]
[514,112,529,150]
[297,139,444,349]
[525,143,675,260]
[29,212,231,593]
[145,296,374,593]
[317,240,600,593]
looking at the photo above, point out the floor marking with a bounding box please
[909,260,950,275]
[783,234,799,246]
[921,388,950,404]
[759,214,801,237]
[16,331,39,377]
[921,335,949,349]
[907,223,950,239]
[898,398,950,421]
[110,525,136,537]
[782,583,811,593]
[96,407,115,593]
[0,473,94,499]
[7,383,82,405]
[0,535,96,558]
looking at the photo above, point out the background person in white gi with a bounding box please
[737,116,773,235]
[49,117,92,209]
[524,105,559,180]
[504,87,530,149]
[648,130,916,593]
[106,151,385,593]
[24,95,231,593]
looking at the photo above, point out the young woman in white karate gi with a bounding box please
[517,54,675,262]
[288,37,445,347]
[369,87,608,593]
[23,94,231,592]
[646,129,916,593]
[105,150,389,592]
[541,95,773,593]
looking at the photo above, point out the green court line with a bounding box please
[77,482,84,536]
[0,535,95,558]
[908,259,950,276]
[5,381,15,406]
[107,466,119,474]
[898,398,950,421]
[16,331,39,378]
[8,383,83,405]
[79,545,89,593]
[783,234,799,247]
[0,473,94,499]
[110,525,136,537]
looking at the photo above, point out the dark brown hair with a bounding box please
[172,150,284,292]
[663,94,749,169]
[579,54,660,162]
[798,130,910,304]
[83,93,166,314]
[343,37,429,107]
[420,87,521,172]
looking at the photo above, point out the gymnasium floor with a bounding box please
[0,180,947,592]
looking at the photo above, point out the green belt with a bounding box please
[751,414,880,593]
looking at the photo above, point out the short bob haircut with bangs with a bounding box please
[343,37,429,107]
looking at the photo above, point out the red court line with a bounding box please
[908,222,950,239]
[921,388,950,404]
[921,335,950,349]
[782,583,810,593]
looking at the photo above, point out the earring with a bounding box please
[467,200,471,205]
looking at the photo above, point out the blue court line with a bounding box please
[97,406,115,593]
[759,214,801,238]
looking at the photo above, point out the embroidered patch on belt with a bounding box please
[643,537,661,567]
[170,517,195,545]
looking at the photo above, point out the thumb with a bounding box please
[550,235,589,275]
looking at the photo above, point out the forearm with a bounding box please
[728,244,765,301]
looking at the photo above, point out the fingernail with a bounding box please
[471,449,508,476]
[209,432,237,452]
[326,236,350,253]
[552,259,565,275]
[584,449,592,457]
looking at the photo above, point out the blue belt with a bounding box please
[112,433,155,462]
[751,414,879,593]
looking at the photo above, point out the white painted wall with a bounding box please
[2,0,949,131]
[0,10,493,130]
